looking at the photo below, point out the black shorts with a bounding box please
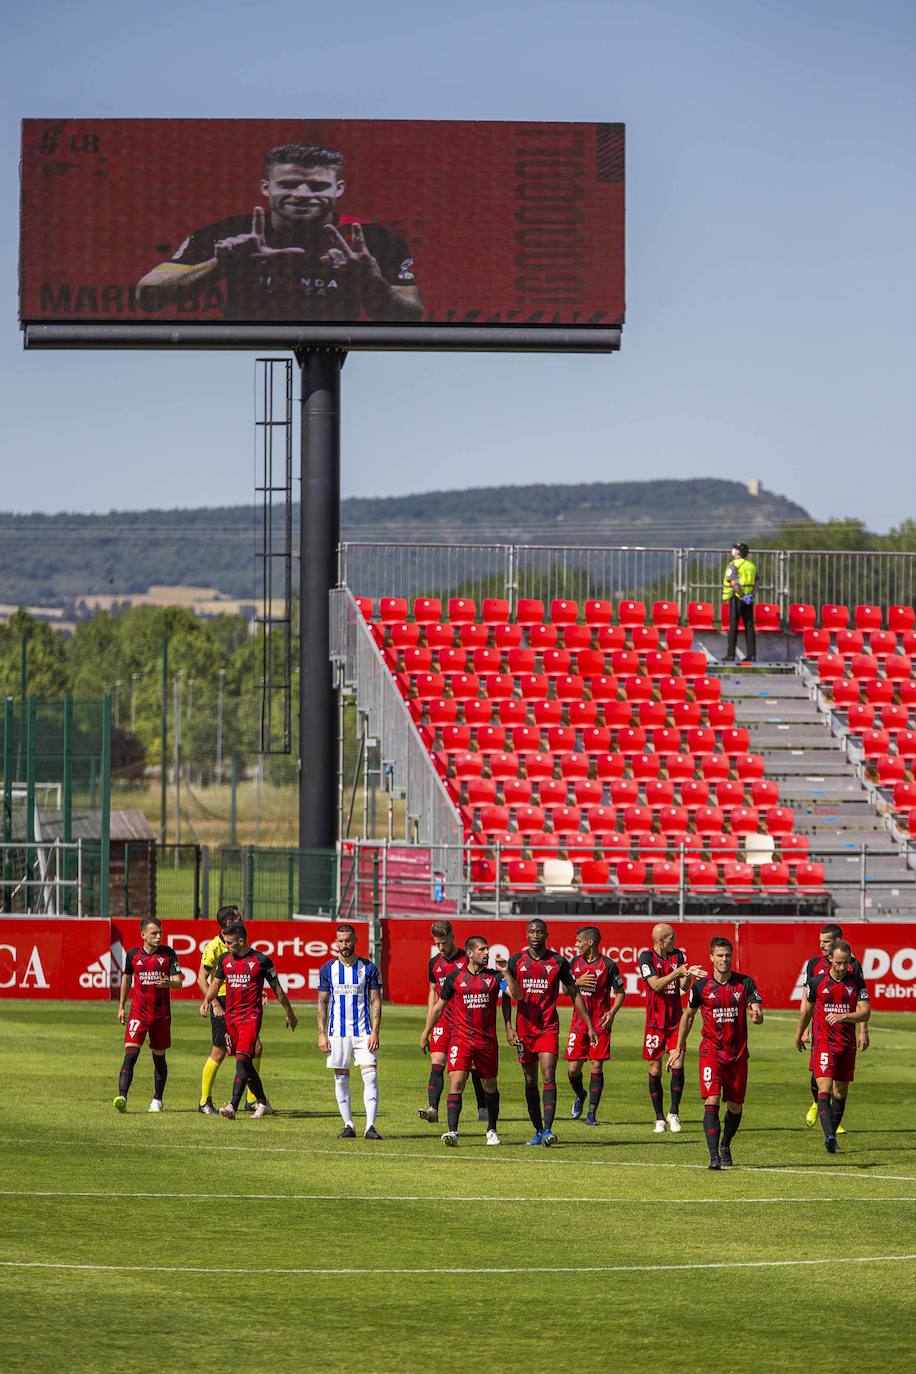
[210,999,227,1049]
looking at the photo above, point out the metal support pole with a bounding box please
[62,694,73,914]
[3,698,12,913]
[100,692,112,922]
[26,698,37,911]
[160,639,168,843]
[860,843,867,919]
[297,350,343,900]
[230,753,238,847]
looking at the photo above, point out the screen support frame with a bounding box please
[23,324,621,352]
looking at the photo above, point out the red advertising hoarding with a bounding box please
[381,918,916,1012]
[0,918,113,1000]
[19,119,624,343]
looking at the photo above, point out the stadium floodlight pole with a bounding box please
[296,348,343,906]
[160,639,168,844]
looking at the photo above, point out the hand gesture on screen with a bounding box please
[214,206,306,273]
[320,222,382,280]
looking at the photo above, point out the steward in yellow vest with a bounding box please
[723,542,757,662]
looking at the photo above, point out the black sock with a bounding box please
[447,1092,463,1133]
[246,1060,267,1105]
[428,1065,445,1110]
[704,1105,721,1160]
[525,1081,544,1132]
[569,1069,585,1102]
[231,1055,252,1110]
[817,1092,834,1141]
[118,1049,139,1098]
[588,1071,604,1115]
[485,1090,500,1131]
[471,1072,487,1110]
[648,1074,665,1121]
[152,1054,168,1102]
[810,1073,819,1104]
[543,1083,557,1131]
[670,1070,684,1115]
[831,1096,847,1131]
[722,1108,742,1145]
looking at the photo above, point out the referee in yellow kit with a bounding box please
[196,905,268,1113]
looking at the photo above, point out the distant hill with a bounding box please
[0,479,810,609]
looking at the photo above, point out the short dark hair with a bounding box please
[217,905,241,930]
[465,935,488,954]
[710,936,733,953]
[830,939,853,957]
[140,917,161,931]
[336,923,357,938]
[576,925,601,944]
[821,923,843,939]
[224,921,247,940]
[264,144,343,175]
[736,542,749,558]
[527,919,548,933]
[431,920,454,939]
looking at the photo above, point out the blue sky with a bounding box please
[2,0,915,529]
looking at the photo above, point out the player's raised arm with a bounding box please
[494,955,523,1001]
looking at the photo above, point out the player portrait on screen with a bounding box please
[136,143,423,323]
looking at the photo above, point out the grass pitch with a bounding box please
[1,1001,914,1374]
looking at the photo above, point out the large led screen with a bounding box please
[20,119,624,340]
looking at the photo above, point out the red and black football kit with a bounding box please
[123,945,180,1051]
[428,949,469,1056]
[806,970,869,1082]
[638,946,687,1059]
[171,213,416,321]
[214,948,279,1058]
[564,955,625,1062]
[507,949,576,1064]
[440,966,501,1079]
[688,972,762,1105]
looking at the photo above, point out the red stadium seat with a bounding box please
[688,860,720,891]
[515,804,547,832]
[788,603,816,634]
[880,703,909,732]
[579,860,611,893]
[888,605,916,633]
[516,598,544,626]
[638,701,668,728]
[896,730,916,759]
[469,856,497,889]
[632,625,661,653]
[649,860,680,888]
[616,727,647,755]
[795,862,826,892]
[750,779,780,806]
[536,778,568,807]
[568,700,599,728]
[815,653,845,682]
[686,727,716,756]
[533,700,563,727]
[898,681,916,705]
[716,780,746,808]
[625,805,656,838]
[507,859,538,889]
[821,604,849,631]
[354,595,374,620]
[589,674,620,702]
[847,703,876,732]
[863,678,895,706]
[465,699,495,727]
[503,777,533,806]
[655,675,688,704]
[687,602,715,630]
[861,728,891,758]
[619,676,651,704]
[701,754,730,783]
[426,697,458,727]
[596,625,627,652]
[651,601,681,629]
[550,599,579,625]
[661,753,695,782]
[582,726,612,755]
[542,649,572,677]
[877,756,906,786]
[705,834,740,861]
[438,647,468,674]
[893,781,916,811]
[518,673,549,700]
[573,778,603,806]
[457,623,488,649]
[720,727,751,755]
[645,650,675,678]
[754,603,781,632]
[511,725,541,753]
[413,597,442,623]
[616,860,648,891]
[555,674,585,702]
[507,647,537,676]
[610,649,640,677]
[884,654,913,681]
[595,753,626,781]
[652,726,683,755]
[672,701,703,728]
[693,676,722,703]
[730,806,760,836]
[830,678,860,708]
[557,832,595,860]
[520,753,554,781]
[695,805,726,832]
[494,623,523,651]
[618,600,647,628]
[608,781,639,810]
[440,724,472,755]
[448,673,481,701]
[558,752,590,780]
[836,629,865,657]
[631,752,661,782]
[466,777,498,807]
[452,752,484,780]
[415,673,447,701]
[759,862,791,891]
[472,647,502,675]
[529,623,559,651]
[854,604,883,632]
[665,625,694,653]
[379,596,408,623]
[564,625,593,654]
[681,779,711,808]
[425,624,456,651]
[477,725,508,754]
[488,751,520,781]
[602,700,633,729]
[765,806,795,834]
[481,597,510,625]
[645,779,676,808]
[584,599,614,626]
[549,804,582,832]
[678,652,708,679]
[586,804,619,834]
[402,647,434,675]
[389,622,422,650]
[869,630,898,658]
[803,628,832,657]
[735,753,766,781]
[479,803,510,833]
[778,833,810,863]
[658,804,689,834]
[722,861,755,893]
[448,598,477,624]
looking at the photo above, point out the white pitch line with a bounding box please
[2,1188,914,1205]
[766,1013,916,1036]
[2,1136,914,1184]
[2,1254,915,1278]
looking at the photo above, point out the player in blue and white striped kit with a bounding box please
[317,923,383,1140]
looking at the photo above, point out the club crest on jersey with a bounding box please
[732,988,743,1003]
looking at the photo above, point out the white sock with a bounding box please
[334,1073,353,1127]
[361,1066,378,1128]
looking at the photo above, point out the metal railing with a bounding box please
[0,838,83,915]
[331,586,465,895]
[338,541,916,618]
